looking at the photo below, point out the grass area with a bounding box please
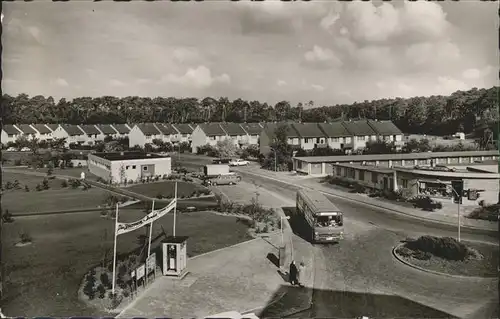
[3,188,109,215]
[2,210,253,316]
[127,181,210,199]
[396,240,498,277]
[3,171,65,191]
[406,134,476,147]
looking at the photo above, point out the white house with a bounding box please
[318,122,353,151]
[87,152,172,184]
[128,123,162,148]
[52,124,86,147]
[291,123,327,151]
[96,124,118,140]
[154,123,179,144]
[1,124,22,145]
[341,120,378,150]
[259,122,300,155]
[14,124,38,140]
[219,123,248,147]
[191,123,228,153]
[367,119,404,149]
[110,124,132,139]
[31,124,54,141]
[79,124,105,145]
[171,123,195,143]
[239,123,264,147]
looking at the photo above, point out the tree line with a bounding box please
[1,86,497,136]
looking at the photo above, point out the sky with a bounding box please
[2,1,498,106]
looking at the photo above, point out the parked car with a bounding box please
[203,173,242,186]
[6,147,16,152]
[229,159,249,166]
[212,158,231,164]
[20,147,31,152]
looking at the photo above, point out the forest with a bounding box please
[1,86,497,136]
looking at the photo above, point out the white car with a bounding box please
[229,159,249,166]
[20,147,31,152]
[6,147,16,152]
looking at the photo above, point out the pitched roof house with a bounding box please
[1,124,22,144]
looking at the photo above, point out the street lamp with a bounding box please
[280,216,291,247]
[439,179,462,242]
[273,149,278,172]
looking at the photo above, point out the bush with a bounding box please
[467,204,499,221]
[396,246,413,258]
[156,194,164,199]
[405,236,469,261]
[24,185,30,192]
[97,284,106,299]
[2,209,14,223]
[412,250,432,260]
[83,279,96,300]
[61,180,68,188]
[42,178,50,190]
[411,196,442,211]
[47,168,53,176]
[35,184,42,192]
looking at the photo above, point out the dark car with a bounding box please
[212,158,231,164]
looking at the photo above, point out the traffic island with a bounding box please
[393,236,498,279]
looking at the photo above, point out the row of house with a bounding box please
[2,120,405,154]
[258,120,404,155]
[1,124,132,147]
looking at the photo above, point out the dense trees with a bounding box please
[2,86,497,136]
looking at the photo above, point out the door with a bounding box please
[383,177,388,190]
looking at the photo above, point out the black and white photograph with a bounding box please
[0,1,498,318]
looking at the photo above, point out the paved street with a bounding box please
[226,167,498,318]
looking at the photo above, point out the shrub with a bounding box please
[35,184,42,192]
[42,179,50,190]
[47,168,53,176]
[406,236,469,261]
[97,284,106,299]
[396,246,413,258]
[128,179,134,184]
[123,290,130,298]
[156,194,164,199]
[61,180,68,188]
[4,181,13,190]
[2,209,14,223]
[467,204,499,221]
[24,185,30,192]
[83,280,96,300]
[412,250,432,260]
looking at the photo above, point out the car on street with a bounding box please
[20,147,31,152]
[212,158,231,164]
[229,159,249,166]
[6,147,16,152]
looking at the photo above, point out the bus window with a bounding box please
[315,215,342,227]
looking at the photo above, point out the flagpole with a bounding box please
[148,201,155,257]
[112,203,119,295]
[173,182,177,237]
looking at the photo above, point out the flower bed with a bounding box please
[394,236,498,277]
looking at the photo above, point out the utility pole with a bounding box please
[0,104,5,305]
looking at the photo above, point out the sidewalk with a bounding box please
[239,167,497,231]
[117,233,293,318]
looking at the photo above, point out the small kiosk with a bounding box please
[161,236,188,278]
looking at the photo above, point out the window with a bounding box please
[371,172,378,183]
[210,136,216,140]
[132,165,136,169]
[356,136,365,141]
[359,170,364,181]
[304,138,309,143]
[126,166,130,170]
[336,167,341,176]
[384,135,390,141]
[331,137,339,142]
[345,137,352,143]
[231,135,237,139]
[143,166,148,171]
[402,179,408,188]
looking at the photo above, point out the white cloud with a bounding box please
[304,45,342,68]
[110,79,125,87]
[311,84,325,92]
[164,65,230,89]
[172,47,201,64]
[320,11,339,32]
[436,76,468,93]
[462,66,493,80]
[277,80,287,87]
[54,78,68,87]
[344,2,400,43]
[354,46,393,70]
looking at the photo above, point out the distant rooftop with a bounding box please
[92,152,166,161]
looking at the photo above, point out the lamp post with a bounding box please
[440,179,462,242]
[280,216,291,247]
[273,149,278,172]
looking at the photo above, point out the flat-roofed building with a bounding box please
[87,151,172,184]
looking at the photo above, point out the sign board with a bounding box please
[146,253,156,274]
[136,264,146,280]
[116,199,177,236]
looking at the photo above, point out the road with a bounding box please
[174,157,499,318]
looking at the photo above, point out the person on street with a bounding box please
[289,260,298,286]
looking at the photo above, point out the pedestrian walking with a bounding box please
[289,260,298,286]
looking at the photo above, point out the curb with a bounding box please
[392,243,497,280]
[238,170,496,232]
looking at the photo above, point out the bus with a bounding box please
[296,189,344,244]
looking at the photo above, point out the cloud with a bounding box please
[164,65,230,89]
[172,47,201,64]
[462,66,493,80]
[110,79,125,87]
[54,78,69,87]
[311,84,325,92]
[277,80,287,87]
[303,45,342,69]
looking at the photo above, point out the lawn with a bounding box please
[127,181,210,199]
[3,171,66,191]
[2,210,253,316]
